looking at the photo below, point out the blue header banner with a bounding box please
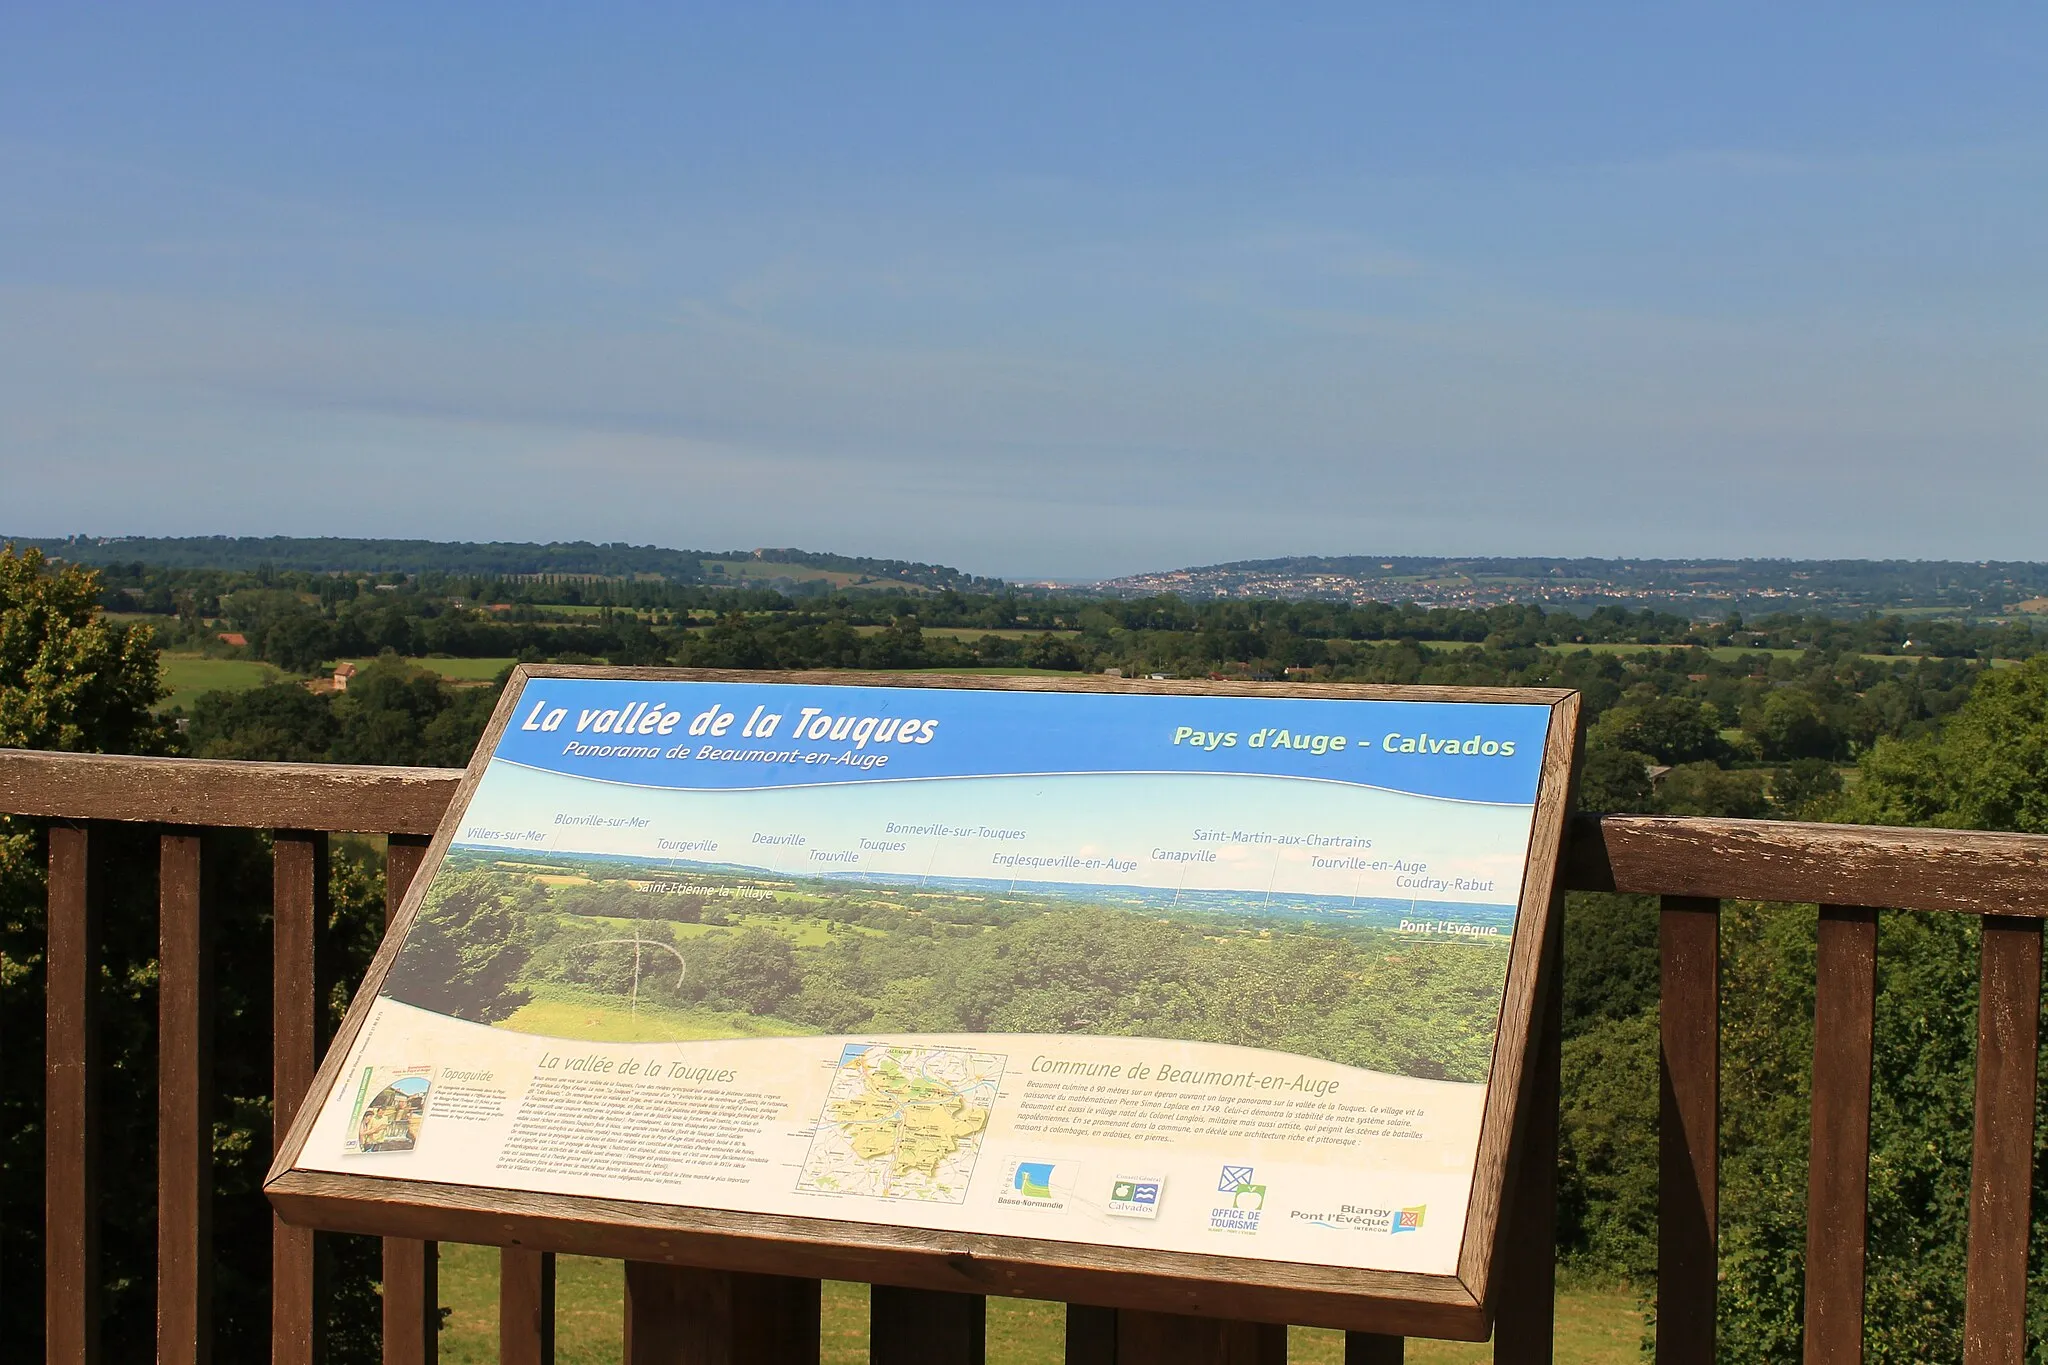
[492,678,1553,806]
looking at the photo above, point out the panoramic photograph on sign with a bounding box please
[277,668,1576,1307]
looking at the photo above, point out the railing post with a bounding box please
[1099,1310,1285,1363]
[46,822,102,1364]
[1658,895,1720,1365]
[1065,1304,1118,1364]
[382,833,437,1365]
[1345,1331,1405,1362]
[273,830,328,1365]
[159,829,216,1365]
[870,1285,984,1364]
[1494,902,1563,1365]
[1962,915,2042,1365]
[499,1249,555,1365]
[623,1263,820,1364]
[1803,905,1878,1365]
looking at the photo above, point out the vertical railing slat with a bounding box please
[1658,895,1720,1365]
[1345,1331,1405,1362]
[1065,1303,1118,1364]
[382,834,438,1365]
[870,1285,985,1363]
[382,1239,438,1365]
[1803,904,1878,1365]
[623,1264,820,1364]
[1105,1310,1285,1363]
[1962,914,2042,1365]
[46,822,102,1363]
[159,830,215,1365]
[1494,908,1564,1365]
[273,830,328,1365]
[499,1249,555,1365]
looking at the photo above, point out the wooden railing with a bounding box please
[11,747,2048,1364]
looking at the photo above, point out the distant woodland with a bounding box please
[4,541,2047,1361]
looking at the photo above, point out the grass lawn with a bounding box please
[904,666,1084,676]
[434,1244,1645,1363]
[851,625,1080,641]
[344,655,515,682]
[495,982,811,1042]
[156,653,288,707]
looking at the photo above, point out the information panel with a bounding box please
[273,670,1578,1325]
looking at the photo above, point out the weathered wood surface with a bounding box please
[1658,896,1719,1365]
[1456,693,1579,1316]
[870,1286,985,1364]
[273,831,328,1365]
[500,1248,556,1365]
[1492,916,1562,1365]
[1804,906,1878,1365]
[0,747,461,833]
[623,1263,820,1365]
[13,749,2048,912]
[1962,915,2043,1365]
[44,823,100,1363]
[1569,813,2048,915]
[160,831,215,1365]
[382,1237,438,1365]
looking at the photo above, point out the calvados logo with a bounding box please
[1209,1165,1265,1234]
[996,1159,1070,1211]
[1107,1176,1164,1219]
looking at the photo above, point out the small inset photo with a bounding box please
[344,1065,435,1154]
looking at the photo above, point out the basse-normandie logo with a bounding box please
[996,1158,1070,1211]
[1107,1176,1164,1219]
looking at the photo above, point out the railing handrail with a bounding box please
[17,746,2048,1364]
[8,746,2045,912]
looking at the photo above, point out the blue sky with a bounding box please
[3,5,2042,578]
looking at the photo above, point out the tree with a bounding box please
[1589,695,1723,765]
[1653,761,1769,818]
[184,682,339,762]
[0,546,172,1356]
[1829,657,2048,833]
[0,545,165,753]
[1577,746,1654,812]
[380,869,536,1022]
[1751,688,1843,761]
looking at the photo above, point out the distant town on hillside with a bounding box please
[12,534,2048,621]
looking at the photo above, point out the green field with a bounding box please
[344,655,515,682]
[434,1243,1643,1363]
[851,625,1080,641]
[156,653,287,707]
[566,910,881,948]
[496,982,811,1043]
[905,666,1083,676]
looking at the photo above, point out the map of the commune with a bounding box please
[798,1044,1005,1203]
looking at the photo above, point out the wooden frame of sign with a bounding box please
[267,667,1581,1339]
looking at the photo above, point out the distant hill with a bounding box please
[1093,555,2048,618]
[7,535,1003,594]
